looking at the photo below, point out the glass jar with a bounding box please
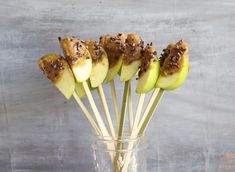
[92,134,147,172]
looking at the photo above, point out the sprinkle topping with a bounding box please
[160,40,188,76]
[38,54,67,83]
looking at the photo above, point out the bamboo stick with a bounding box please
[122,89,164,170]
[127,82,133,133]
[82,81,109,136]
[73,92,101,135]
[110,80,120,129]
[117,81,129,138]
[137,88,160,129]
[138,89,164,134]
[97,85,116,138]
[131,93,145,134]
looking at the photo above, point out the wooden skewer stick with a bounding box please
[110,80,120,129]
[73,92,101,135]
[131,93,145,132]
[138,88,164,135]
[97,85,116,138]
[117,81,130,138]
[136,88,160,131]
[82,81,109,136]
[114,80,130,170]
[82,82,116,163]
[127,82,134,133]
[122,88,164,170]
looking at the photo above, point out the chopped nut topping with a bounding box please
[60,37,91,67]
[160,40,188,76]
[84,39,105,64]
[138,43,158,77]
[38,54,67,83]
[122,34,143,65]
[99,33,127,67]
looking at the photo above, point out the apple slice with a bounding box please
[120,34,144,82]
[84,39,109,88]
[38,54,75,99]
[75,82,86,98]
[156,40,190,90]
[59,37,92,82]
[99,33,127,82]
[136,43,160,93]
[75,80,95,99]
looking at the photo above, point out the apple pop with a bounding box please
[99,33,127,82]
[38,54,75,99]
[138,40,190,135]
[120,34,143,82]
[84,39,109,88]
[59,37,110,137]
[84,39,116,138]
[59,37,92,82]
[136,43,160,93]
[156,40,190,90]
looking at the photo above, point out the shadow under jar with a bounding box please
[92,134,147,172]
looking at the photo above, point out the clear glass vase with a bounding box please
[92,134,147,172]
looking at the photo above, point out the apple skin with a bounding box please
[99,34,127,82]
[120,60,141,82]
[38,54,75,99]
[105,57,123,82]
[84,40,109,88]
[75,82,86,98]
[136,44,160,93]
[136,59,159,93]
[60,38,92,82]
[156,41,190,90]
[120,34,143,82]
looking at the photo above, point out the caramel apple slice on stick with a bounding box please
[38,54,75,99]
[156,40,190,90]
[84,39,115,138]
[120,34,143,82]
[139,40,190,134]
[136,43,160,93]
[99,33,127,128]
[59,37,92,82]
[59,37,110,137]
[38,54,100,134]
[100,33,127,82]
[84,39,109,88]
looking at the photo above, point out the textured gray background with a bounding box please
[0,0,235,171]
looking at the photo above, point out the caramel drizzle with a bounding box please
[160,40,187,76]
[38,55,66,83]
[138,43,157,78]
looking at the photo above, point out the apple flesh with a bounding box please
[120,34,143,82]
[84,40,109,87]
[59,38,92,82]
[156,40,190,90]
[38,54,75,99]
[99,33,127,82]
[136,44,160,93]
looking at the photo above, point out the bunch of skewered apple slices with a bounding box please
[38,33,190,171]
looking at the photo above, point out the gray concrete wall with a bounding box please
[0,0,234,171]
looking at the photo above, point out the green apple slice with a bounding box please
[75,82,86,98]
[38,54,75,99]
[120,34,143,82]
[75,80,96,99]
[136,44,160,93]
[84,40,109,88]
[59,37,92,82]
[99,33,127,82]
[156,40,190,90]
[120,60,141,82]
[105,57,123,82]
